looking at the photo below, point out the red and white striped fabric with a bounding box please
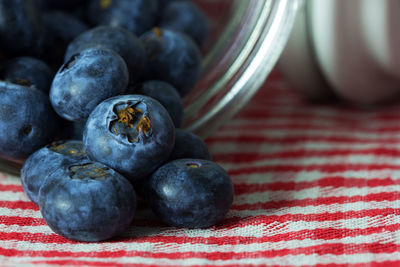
[1,74,400,266]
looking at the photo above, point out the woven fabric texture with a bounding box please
[1,75,400,266]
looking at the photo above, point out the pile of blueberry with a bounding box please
[0,0,234,242]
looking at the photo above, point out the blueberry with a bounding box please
[160,1,209,46]
[88,0,159,36]
[140,28,202,97]
[65,26,146,83]
[38,0,87,10]
[44,11,88,41]
[0,0,46,55]
[129,81,184,128]
[21,140,88,204]
[168,129,212,161]
[83,95,175,182]
[0,81,59,161]
[1,57,53,93]
[43,11,89,66]
[145,159,234,228]
[50,48,129,121]
[38,161,136,242]
[133,129,211,198]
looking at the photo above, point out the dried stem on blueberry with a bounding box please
[100,0,112,9]
[187,163,200,168]
[136,116,151,134]
[110,102,152,143]
[117,106,136,128]
[69,163,110,181]
[153,27,162,37]
[49,141,86,156]
[15,78,31,87]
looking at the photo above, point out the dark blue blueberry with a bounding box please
[21,140,88,204]
[1,57,53,93]
[43,11,89,66]
[145,159,234,228]
[65,26,146,83]
[38,0,87,10]
[0,0,46,56]
[0,81,59,161]
[50,48,129,121]
[168,129,211,161]
[44,11,89,44]
[140,28,202,97]
[38,161,136,242]
[88,0,158,36]
[71,5,91,25]
[83,95,175,182]
[160,1,209,46]
[129,81,184,128]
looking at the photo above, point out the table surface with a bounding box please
[1,74,400,266]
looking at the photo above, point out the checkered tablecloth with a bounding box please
[1,74,400,266]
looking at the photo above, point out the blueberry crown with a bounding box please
[109,101,152,143]
[49,141,86,157]
[68,163,111,181]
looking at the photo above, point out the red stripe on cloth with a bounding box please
[234,177,400,195]
[213,148,400,163]
[26,261,400,267]
[235,110,400,122]
[0,242,399,259]
[0,200,38,210]
[0,216,45,226]
[1,223,400,245]
[228,164,400,175]
[0,184,22,192]
[223,209,400,227]
[221,123,400,132]
[207,135,400,144]
[232,191,400,210]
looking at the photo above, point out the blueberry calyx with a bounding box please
[109,101,152,143]
[15,78,31,87]
[153,27,163,38]
[68,163,111,181]
[49,141,86,157]
[186,163,200,168]
[22,125,32,136]
[99,0,112,9]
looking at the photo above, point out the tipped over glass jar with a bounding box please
[0,0,300,174]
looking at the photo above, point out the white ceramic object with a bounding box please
[278,0,400,104]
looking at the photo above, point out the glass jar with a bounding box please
[184,0,301,137]
[0,0,300,175]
